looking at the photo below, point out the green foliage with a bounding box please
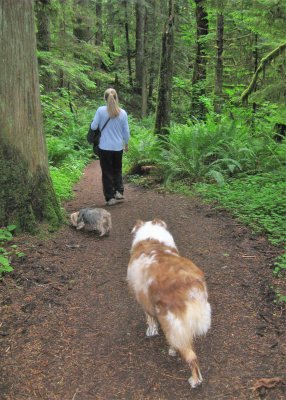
[41,91,95,201]
[0,225,20,278]
[50,159,86,200]
[156,117,285,185]
[195,168,286,245]
[195,167,286,301]
[123,117,161,174]
[38,51,96,92]
[273,254,286,277]
[124,110,285,190]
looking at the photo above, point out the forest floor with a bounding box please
[1,161,285,400]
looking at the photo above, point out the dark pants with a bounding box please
[99,149,124,201]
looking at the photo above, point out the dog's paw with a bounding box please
[168,347,177,357]
[188,376,203,389]
[146,325,159,337]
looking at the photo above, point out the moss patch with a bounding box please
[0,138,62,232]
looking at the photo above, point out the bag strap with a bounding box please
[101,117,110,133]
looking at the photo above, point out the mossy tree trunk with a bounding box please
[35,0,53,92]
[135,0,148,117]
[191,0,208,119]
[155,0,175,135]
[0,0,62,232]
[214,12,224,115]
[123,0,133,88]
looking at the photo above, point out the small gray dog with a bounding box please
[70,208,112,237]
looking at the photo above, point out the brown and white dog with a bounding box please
[127,219,211,388]
[70,208,111,237]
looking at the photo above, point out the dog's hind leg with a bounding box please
[168,347,177,357]
[180,346,203,388]
[145,313,159,337]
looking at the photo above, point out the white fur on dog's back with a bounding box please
[127,253,155,295]
[131,221,177,250]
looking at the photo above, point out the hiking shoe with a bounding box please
[106,198,117,206]
[115,191,124,200]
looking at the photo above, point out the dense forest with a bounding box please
[0,0,285,299]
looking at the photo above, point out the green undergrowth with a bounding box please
[194,168,286,246]
[194,169,286,303]
[50,158,88,201]
[42,92,96,201]
[0,225,25,279]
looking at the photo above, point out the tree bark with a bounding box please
[214,12,224,114]
[35,0,51,51]
[147,0,163,112]
[123,0,133,87]
[135,0,148,117]
[35,0,53,91]
[241,42,286,104]
[95,0,103,47]
[191,0,208,119]
[0,0,62,231]
[155,0,175,134]
[135,0,146,95]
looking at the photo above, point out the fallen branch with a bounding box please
[241,42,286,104]
[252,377,285,392]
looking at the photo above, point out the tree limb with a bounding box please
[241,42,286,104]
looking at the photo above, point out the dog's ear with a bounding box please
[70,212,79,227]
[131,219,144,234]
[152,218,167,229]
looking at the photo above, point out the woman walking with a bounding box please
[91,88,130,205]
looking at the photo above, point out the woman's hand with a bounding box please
[124,144,129,152]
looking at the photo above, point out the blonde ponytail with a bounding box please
[104,88,120,118]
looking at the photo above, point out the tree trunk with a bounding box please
[107,2,115,52]
[147,0,163,112]
[135,0,146,95]
[35,0,51,51]
[135,0,148,117]
[155,0,175,135]
[95,0,103,47]
[214,12,224,114]
[73,0,92,43]
[0,0,62,231]
[191,0,208,119]
[252,33,259,115]
[241,42,286,104]
[123,0,133,88]
[35,0,53,91]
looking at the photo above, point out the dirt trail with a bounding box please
[1,161,285,400]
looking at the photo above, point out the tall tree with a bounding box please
[214,11,224,114]
[135,0,148,117]
[35,0,53,91]
[191,0,208,119]
[73,0,91,43]
[95,0,103,47]
[241,42,286,104]
[123,0,133,87]
[155,0,175,134]
[0,0,62,231]
[35,0,52,51]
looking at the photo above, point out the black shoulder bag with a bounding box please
[87,117,110,155]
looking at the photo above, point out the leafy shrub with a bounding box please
[0,225,24,279]
[156,118,285,185]
[50,160,86,200]
[123,118,161,174]
[195,168,286,246]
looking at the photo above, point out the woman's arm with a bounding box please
[91,108,100,130]
[121,110,130,145]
